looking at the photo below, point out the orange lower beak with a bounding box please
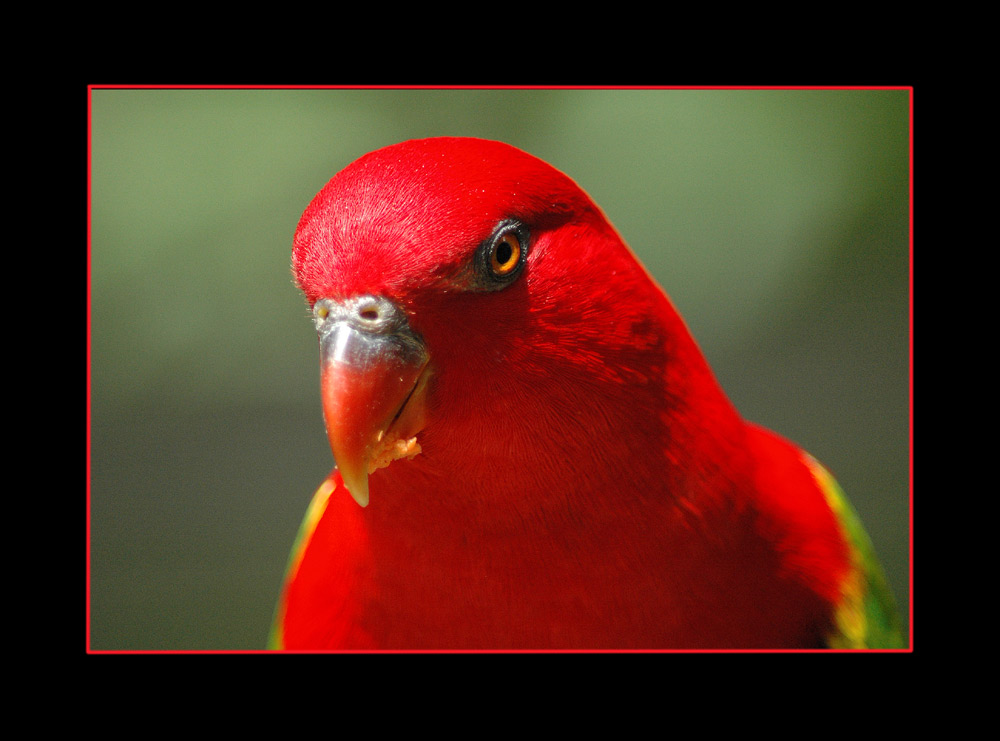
[315,296,429,507]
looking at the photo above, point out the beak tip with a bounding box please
[339,467,370,507]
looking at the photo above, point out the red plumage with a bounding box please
[274,137,879,650]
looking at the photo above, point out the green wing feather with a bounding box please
[807,457,906,649]
[268,474,339,650]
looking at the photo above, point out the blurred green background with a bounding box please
[89,88,910,650]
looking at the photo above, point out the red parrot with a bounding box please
[271,136,903,650]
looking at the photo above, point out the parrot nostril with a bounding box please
[313,302,331,328]
[354,296,390,324]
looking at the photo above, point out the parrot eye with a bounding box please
[476,220,529,290]
[490,233,522,277]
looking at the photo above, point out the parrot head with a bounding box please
[291,136,730,512]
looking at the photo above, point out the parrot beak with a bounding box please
[315,295,430,507]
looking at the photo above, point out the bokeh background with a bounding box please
[89,88,911,650]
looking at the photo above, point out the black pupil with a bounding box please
[495,241,513,267]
